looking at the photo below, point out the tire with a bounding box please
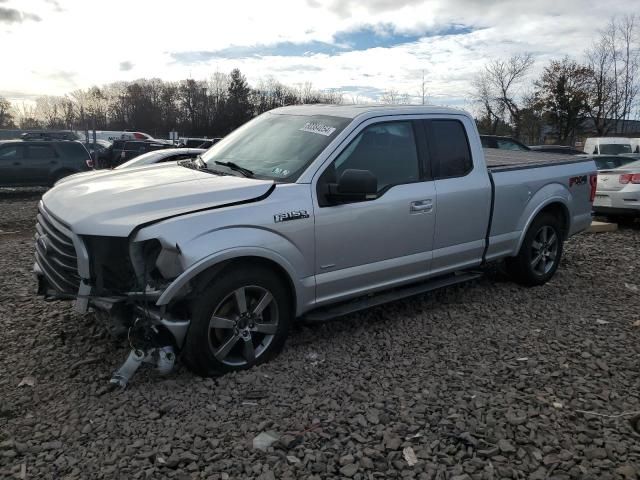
[506,213,564,286]
[182,265,292,377]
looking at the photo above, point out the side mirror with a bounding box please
[326,169,377,203]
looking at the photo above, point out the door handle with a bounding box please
[13,162,20,166]
[410,199,433,213]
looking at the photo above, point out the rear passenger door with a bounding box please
[423,118,492,274]
[25,144,58,184]
[0,144,25,186]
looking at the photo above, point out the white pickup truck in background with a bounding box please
[35,105,597,381]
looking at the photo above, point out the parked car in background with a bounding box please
[111,140,174,166]
[630,138,640,154]
[21,131,80,141]
[178,137,222,148]
[75,130,154,142]
[82,139,113,168]
[480,135,531,151]
[530,145,583,155]
[35,105,596,377]
[0,140,92,187]
[116,148,206,169]
[587,154,640,170]
[593,159,640,222]
[583,137,633,155]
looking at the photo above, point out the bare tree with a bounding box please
[616,15,639,132]
[484,53,534,138]
[0,96,15,128]
[11,102,41,129]
[471,70,504,134]
[418,69,429,105]
[584,36,622,135]
[380,89,410,105]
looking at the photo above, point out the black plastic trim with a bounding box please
[482,171,496,265]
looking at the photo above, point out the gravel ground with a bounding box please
[1,190,640,480]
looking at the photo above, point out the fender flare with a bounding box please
[156,246,307,313]
[514,195,571,255]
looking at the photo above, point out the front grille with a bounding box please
[35,203,81,294]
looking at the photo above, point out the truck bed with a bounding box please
[485,149,590,172]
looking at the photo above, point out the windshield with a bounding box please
[600,143,632,154]
[202,112,351,181]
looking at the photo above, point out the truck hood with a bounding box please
[42,163,274,236]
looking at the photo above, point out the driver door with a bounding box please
[313,119,436,305]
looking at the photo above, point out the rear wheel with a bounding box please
[506,213,564,286]
[182,265,292,377]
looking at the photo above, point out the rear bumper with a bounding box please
[593,191,640,215]
[592,206,639,217]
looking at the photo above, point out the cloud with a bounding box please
[0,7,41,23]
[321,0,428,18]
[119,61,134,71]
[171,22,471,64]
[44,0,64,12]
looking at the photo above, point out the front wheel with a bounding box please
[506,213,564,286]
[182,265,292,377]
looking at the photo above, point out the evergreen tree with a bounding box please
[225,69,253,132]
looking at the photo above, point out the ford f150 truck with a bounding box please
[35,105,597,378]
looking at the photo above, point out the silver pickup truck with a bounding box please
[35,105,597,378]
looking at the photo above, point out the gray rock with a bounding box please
[584,447,607,460]
[339,463,358,477]
[498,439,516,454]
[339,454,355,466]
[253,431,280,451]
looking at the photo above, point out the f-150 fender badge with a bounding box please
[274,210,310,223]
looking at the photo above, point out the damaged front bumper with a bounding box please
[34,262,191,348]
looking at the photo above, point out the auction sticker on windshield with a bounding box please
[299,122,336,136]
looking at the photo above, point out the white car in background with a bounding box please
[593,159,640,222]
[75,130,154,142]
[116,148,206,169]
[583,137,633,155]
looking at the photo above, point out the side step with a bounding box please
[302,271,483,323]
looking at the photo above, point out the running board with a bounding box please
[302,271,483,323]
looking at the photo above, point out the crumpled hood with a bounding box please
[42,163,274,236]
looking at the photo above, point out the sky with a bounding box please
[0,0,633,108]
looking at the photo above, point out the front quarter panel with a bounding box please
[133,183,316,314]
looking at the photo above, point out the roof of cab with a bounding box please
[269,104,470,119]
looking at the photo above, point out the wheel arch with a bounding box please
[515,198,570,255]
[156,248,309,316]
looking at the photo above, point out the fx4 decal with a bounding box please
[569,175,588,187]
[274,210,310,223]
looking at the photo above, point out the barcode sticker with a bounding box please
[299,122,336,136]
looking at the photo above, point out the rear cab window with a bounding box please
[424,119,473,179]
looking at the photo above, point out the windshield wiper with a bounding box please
[214,161,254,178]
